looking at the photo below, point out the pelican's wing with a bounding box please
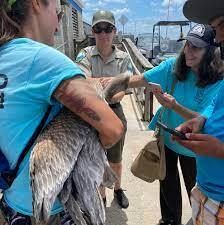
[30,108,91,223]
[68,130,116,225]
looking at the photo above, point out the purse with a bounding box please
[131,127,165,182]
[131,78,177,183]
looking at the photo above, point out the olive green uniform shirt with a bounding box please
[76,45,133,163]
[76,45,133,77]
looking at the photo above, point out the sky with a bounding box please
[82,0,190,39]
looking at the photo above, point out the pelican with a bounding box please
[29,74,130,225]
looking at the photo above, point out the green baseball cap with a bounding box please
[92,10,115,27]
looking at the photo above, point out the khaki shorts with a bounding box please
[107,104,127,163]
[191,186,224,225]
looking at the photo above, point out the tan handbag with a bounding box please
[131,127,166,182]
[131,78,177,183]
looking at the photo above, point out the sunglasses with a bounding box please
[56,9,64,22]
[93,25,115,34]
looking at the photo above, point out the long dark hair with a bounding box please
[0,0,48,46]
[174,44,224,87]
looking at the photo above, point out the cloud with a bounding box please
[103,0,127,3]
[82,0,189,36]
[162,0,185,7]
[150,0,157,7]
[83,0,127,12]
[112,7,130,16]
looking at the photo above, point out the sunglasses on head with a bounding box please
[93,25,115,34]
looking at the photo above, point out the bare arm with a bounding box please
[154,92,199,120]
[98,74,148,89]
[128,74,148,88]
[53,77,124,149]
[172,101,199,120]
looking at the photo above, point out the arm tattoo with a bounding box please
[55,79,101,122]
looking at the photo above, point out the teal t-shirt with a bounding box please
[0,38,84,215]
[143,57,223,157]
[197,83,224,202]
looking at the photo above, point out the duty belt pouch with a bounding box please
[0,106,52,191]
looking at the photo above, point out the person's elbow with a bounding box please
[100,119,124,149]
[111,120,125,144]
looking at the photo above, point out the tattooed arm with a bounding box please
[54,76,124,148]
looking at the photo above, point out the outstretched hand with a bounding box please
[102,74,130,104]
[99,77,113,88]
[154,92,177,109]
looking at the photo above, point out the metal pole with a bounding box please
[165,0,171,39]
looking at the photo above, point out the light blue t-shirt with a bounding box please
[0,38,85,215]
[197,83,224,202]
[143,58,223,157]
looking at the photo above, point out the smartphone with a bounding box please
[156,121,187,140]
[148,82,163,93]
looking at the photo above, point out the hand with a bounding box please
[154,92,177,109]
[173,133,224,158]
[173,116,206,135]
[109,91,125,104]
[99,77,113,89]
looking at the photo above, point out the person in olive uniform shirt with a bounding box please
[76,10,133,209]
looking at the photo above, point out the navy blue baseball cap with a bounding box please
[178,24,215,48]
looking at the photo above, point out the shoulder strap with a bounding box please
[12,106,52,174]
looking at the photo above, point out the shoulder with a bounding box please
[35,45,76,68]
[155,57,176,74]
[6,38,49,60]
[76,46,95,62]
[114,47,129,59]
[164,57,176,67]
[30,44,83,79]
[206,79,224,91]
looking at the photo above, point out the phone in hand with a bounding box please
[148,82,163,93]
[156,121,187,140]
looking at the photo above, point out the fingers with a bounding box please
[176,124,192,134]
[175,139,200,150]
[154,93,175,109]
[184,133,210,141]
[173,133,209,149]
[99,77,112,88]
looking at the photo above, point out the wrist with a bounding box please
[197,116,206,129]
[171,100,178,110]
